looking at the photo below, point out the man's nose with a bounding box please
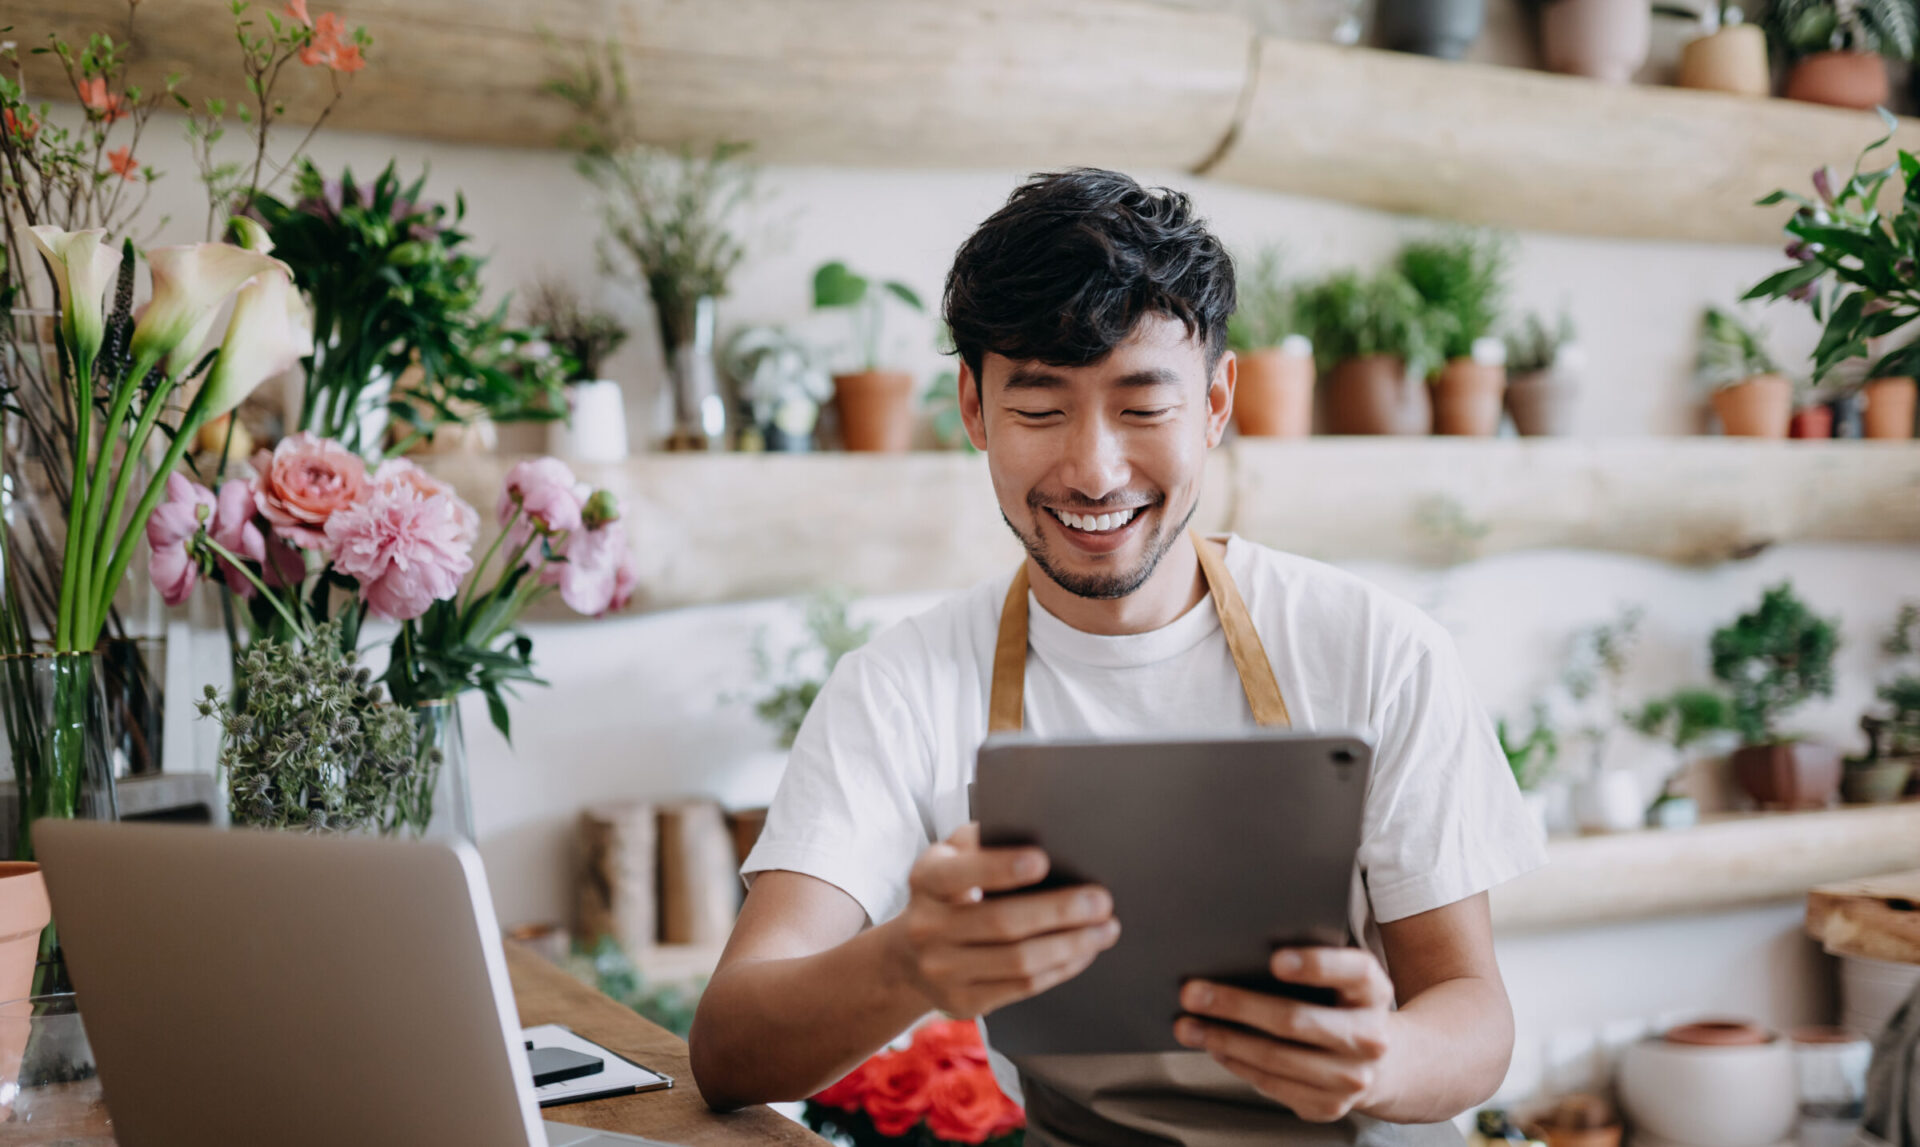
[1057,416,1129,501]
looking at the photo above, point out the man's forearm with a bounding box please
[1361,975,1513,1124]
[690,917,933,1110]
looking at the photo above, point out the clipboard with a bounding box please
[525,1023,674,1108]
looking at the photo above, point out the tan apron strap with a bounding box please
[1190,530,1291,729]
[988,564,1030,733]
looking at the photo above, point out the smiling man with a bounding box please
[689,170,1546,1145]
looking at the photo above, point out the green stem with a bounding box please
[467,534,538,628]
[460,506,520,616]
[55,347,98,651]
[86,389,214,651]
[200,537,307,638]
[79,351,163,639]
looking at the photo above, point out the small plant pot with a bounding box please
[1539,0,1652,83]
[1647,795,1699,830]
[1505,368,1579,436]
[1732,741,1842,810]
[1324,354,1430,435]
[0,865,48,1015]
[832,370,916,452]
[1375,0,1485,58]
[1842,758,1915,804]
[1711,374,1792,438]
[1676,24,1771,96]
[1789,405,1833,439]
[1576,769,1645,833]
[1431,357,1507,436]
[1829,390,1866,439]
[1785,51,1892,109]
[1863,376,1917,439]
[1233,341,1315,438]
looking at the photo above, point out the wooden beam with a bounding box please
[1807,868,1920,965]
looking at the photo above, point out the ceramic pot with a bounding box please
[1711,374,1792,438]
[1506,368,1578,436]
[1646,795,1698,829]
[1786,51,1891,109]
[1840,955,1920,1040]
[1618,1031,1796,1147]
[1233,338,1315,438]
[1790,1026,1873,1122]
[1375,0,1485,58]
[1842,758,1914,804]
[1863,376,1916,439]
[546,380,630,463]
[1789,404,1834,439]
[1324,354,1430,435]
[1432,357,1507,436]
[1731,741,1842,809]
[1539,0,1652,83]
[0,865,48,1011]
[1676,24,1771,96]
[1575,769,1644,833]
[1829,390,1866,438]
[832,370,916,452]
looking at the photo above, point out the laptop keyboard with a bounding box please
[543,1119,687,1146]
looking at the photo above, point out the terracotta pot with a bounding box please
[1711,374,1792,438]
[1324,355,1430,435]
[1789,405,1833,439]
[1668,1020,1771,1047]
[1375,0,1485,58]
[832,370,916,452]
[1732,741,1842,809]
[1676,25,1771,96]
[0,865,48,1011]
[1786,51,1891,109]
[1233,343,1315,438]
[1506,368,1578,436]
[1539,1125,1622,1147]
[1843,759,1914,804]
[1432,357,1507,436]
[1863,376,1917,439]
[1539,0,1652,83]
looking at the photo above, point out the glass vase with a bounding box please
[657,295,728,452]
[0,652,119,862]
[0,994,112,1145]
[390,700,474,843]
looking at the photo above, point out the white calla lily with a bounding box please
[163,308,223,381]
[28,226,121,367]
[200,265,314,418]
[228,215,274,254]
[130,242,286,375]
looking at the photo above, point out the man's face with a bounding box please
[959,315,1235,600]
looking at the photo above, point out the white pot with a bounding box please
[1617,1036,1797,1147]
[1574,768,1643,833]
[1840,954,1920,1041]
[549,380,630,463]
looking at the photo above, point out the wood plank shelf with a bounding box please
[420,439,1920,615]
[19,0,1912,242]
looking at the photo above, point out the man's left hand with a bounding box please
[1173,947,1397,1123]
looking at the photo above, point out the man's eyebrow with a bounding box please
[999,366,1184,390]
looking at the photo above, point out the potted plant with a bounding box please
[1535,0,1654,82]
[723,326,834,453]
[813,261,927,452]
[1375,0,1487,58]
[1227,248,1315,438]
[1498,703,1559,839]
[1696,306,1792,437]
[1562,607,1652,833]
[525,279,631,463]
[1504,310,1582,435]
[1849,603,1920,802]
[1399,232,1513,437]
[1759,0,1913,107]
[1711,582,1843,809]
[1294,270,1441,435]
[1669,3,1774,94]
[1630,688,1735,828]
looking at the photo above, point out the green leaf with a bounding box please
[484,687,512,744]
[812,261,867,309]
[883,281,924,311]
[1742,260,1823,301]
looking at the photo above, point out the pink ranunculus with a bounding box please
[373,458,480,547]
[252,431,368,551]
[207,480,268,598]
[324,483,475,622]
[497,457,586,550]
[146,474,216,606]
[541,519,635,617]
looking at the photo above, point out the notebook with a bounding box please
[525,1024,674,1108]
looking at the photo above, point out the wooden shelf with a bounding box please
[21,0,1911,242]
[421,439,1920,614]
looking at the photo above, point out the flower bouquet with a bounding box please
[805,1020,1025,1147]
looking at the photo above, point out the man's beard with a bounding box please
[1003,493,1195,601]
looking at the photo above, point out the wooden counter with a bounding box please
[507,943,825,1146]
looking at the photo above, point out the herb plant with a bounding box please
[1397,232,1513,362]
[1497,703,1559,791]
[813,261,926,374]
[523,279,629,383]
[1695,306,1783,390]
[1759,0,1918,59]
[1227,247,1300,352]
[1504,310,1577,374]
[751,592,875,749]
[1292,270,1443,379]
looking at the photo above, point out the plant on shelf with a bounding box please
[1851,602,1920,801]
[1665,3,1773,96]
[814,261,928,452]
[1558,606,1651,833]
[567,936,703,1040]
[1398,231,1513,436]
[1226,248,1315,438]
[1502,309,1581,436]
[1758,0,1914,107]
[1629,688,1735,824]
[1497,703,1560,793]
[1710,581,1843,808]
[723,325,834,453]
[1293,270,1441,435]
[1745,114,1920,439]
[806,1018,1026,1147]
[1695,305,1795,437]
[524,279,629,385]
[750,592,875,750]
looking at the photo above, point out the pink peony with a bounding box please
[541,518,637,617]
[146,474,216,606]
[207,480,268,598]
[497,457,586,550]
[324,483,475,621]
[373,458,479,547]
[251,431,367,551]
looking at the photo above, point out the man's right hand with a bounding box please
[887,822,1121,1018]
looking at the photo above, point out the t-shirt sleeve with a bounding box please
[1358,629,1548,925]
[739,646,933,927]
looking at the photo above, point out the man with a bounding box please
[689,169,1545,1144]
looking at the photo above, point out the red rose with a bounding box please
[810,1058,870,1111]
[861,1048,934,1137]
[912,1018,990,1070]
[989,1091,1027,1138]
[926,1064,1007,1144]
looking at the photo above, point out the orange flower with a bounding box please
[285,0,312,27]
[2,108,37,142]
[297,12,365,73]
[77,76,129,123]
[107,146,139,181]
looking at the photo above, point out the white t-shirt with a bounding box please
[742,535,1546,1102]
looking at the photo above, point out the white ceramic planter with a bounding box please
[547,380,630,463]
[1617,1035,1796,1147]
[1574,768,1643,833]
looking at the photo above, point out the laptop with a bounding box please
[35,820,684,1147]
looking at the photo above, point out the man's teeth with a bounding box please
[1053,507,1140,533]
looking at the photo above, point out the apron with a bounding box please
[984,530,1463,1147]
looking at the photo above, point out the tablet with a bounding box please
[971,729,1373,1057]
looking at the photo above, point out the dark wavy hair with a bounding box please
[943,168,1236,389]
